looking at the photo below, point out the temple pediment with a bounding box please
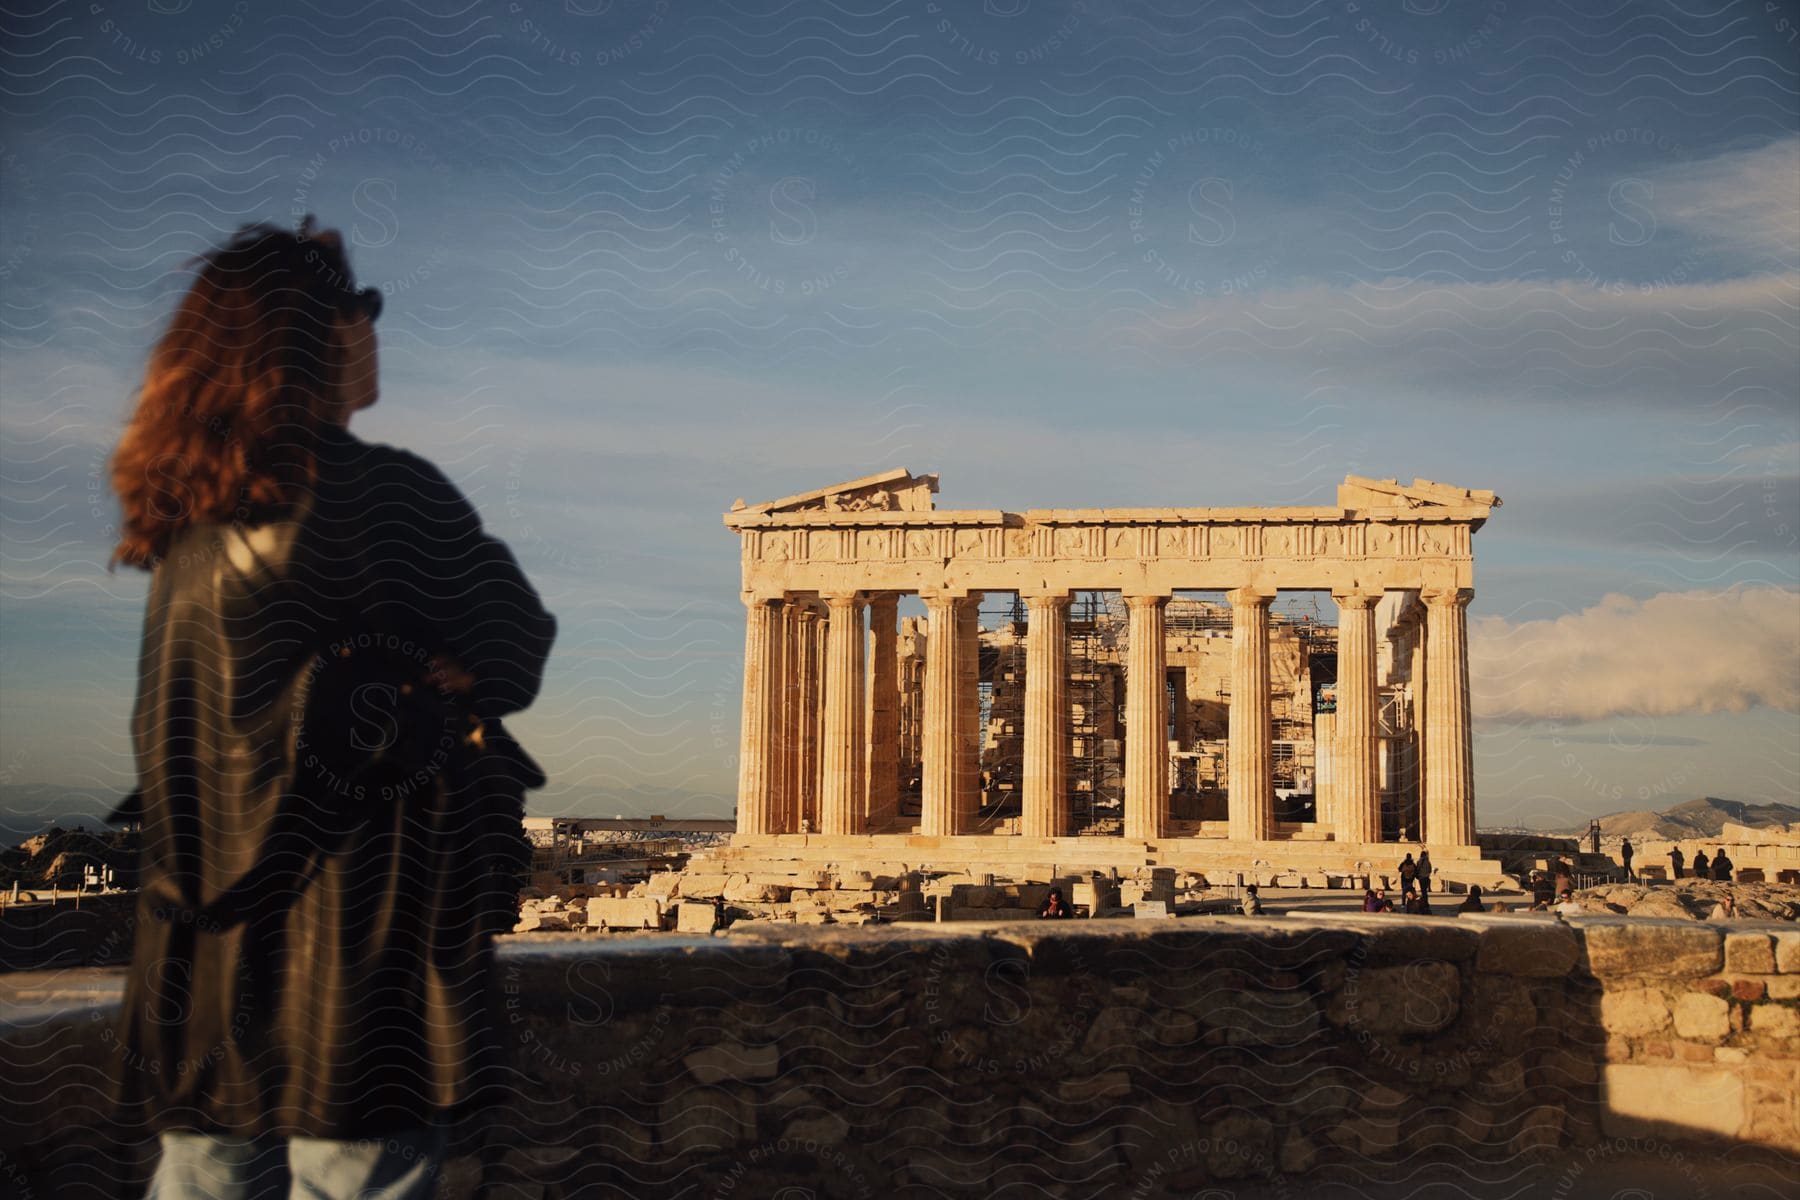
[1337,476,1501,513]
[733,468,939,515]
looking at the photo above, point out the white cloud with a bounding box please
[1470,587,1800,724]
[1119,271,1800,406]
[1654,136,1800,267]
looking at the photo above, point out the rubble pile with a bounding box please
[1562,879,1800,922]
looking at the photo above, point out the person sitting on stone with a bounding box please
[1554,887,1581,916]
[1691,849,1709,880]
[1240,885,1265,916]
[1458,885,1485,914]
[1711,849,1734,882]
[1487,901,1511,913]
[1668,845,1684,880]
[1371,888,1394,913]
[1361,888,1382,912]
[1708,894,1736,921]
[1038,887,1072,919]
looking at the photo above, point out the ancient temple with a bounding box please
[723,470,1504,881]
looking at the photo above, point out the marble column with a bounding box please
[1123,593,1169,841]
[795,607,821,833]
[1020,593,1070,839]
[866,594,900,832]
[1332,590,1382,844]
[778,602,800,834]
[820,592,866,836]
[920,594,962,837]
[1422,587,1475,847]
[812,608,828,816]
[1227,587,1275,843]
[737,596,782,835]
[956,594,983,829]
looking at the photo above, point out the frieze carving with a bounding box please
[734,472,1496,572]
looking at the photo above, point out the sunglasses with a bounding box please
[340,285,383,324]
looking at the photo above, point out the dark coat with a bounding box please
[114,426,555,1138]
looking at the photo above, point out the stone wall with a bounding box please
[1,914,1794,1198]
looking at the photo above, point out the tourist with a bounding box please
[1669,845,1685,880]
[1372,888,1394,913]
[1555,888,1582,916]
[1692,849,1710,880]
[1552,862,1574,899]
[1241,885,1265,916]
[1416,848,1434,894]
[1711,849,1734,882]
[1361,888,1382,912]
[1620,837,1634,882]
[1709,894,1736,921]
[1488,901,1512,913]
[1398,853,1417,897]
[1458,885,1485,914]
[1039,887,1072,919]
[1415,890,1433,916]
[108,222,556,1197]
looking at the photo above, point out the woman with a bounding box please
[109,222,555,1197]
[1038,886,1072,918]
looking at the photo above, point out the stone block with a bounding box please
[1672,992,1730,1042]
[1725,933,1777,975]
[1600,1064,1745,1140]
[1769,977,1800,1000]
[1327,962,1461,1035]
[1575,919,1722,977]
[1204,1113,1273,1179]
[1600,987,1670,1038]
[1329,1114,1401,1156]
[588,897,663,930]
[1751,1004,1800,1042]
[1334,915,1479,963]
[1279,1131,1316,1175]
[782,1111,850,1145]
[679,873,730,897]
[1081,1005,1146,1059]
[1775,931,1800,973]
[1470,920,1581,977]
[684,1040,779,1084]
[675,901,716,934]
[1202,987,1322,1046]
[1058,1070,1132,1104]
[659,1086,753,1156]
[1510,1105,1564,1154]
[1455,1100,1499,1145]
[724,879,790,903]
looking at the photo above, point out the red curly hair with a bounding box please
[110,221,372,569]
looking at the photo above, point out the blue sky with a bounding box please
[1,0,1795,831]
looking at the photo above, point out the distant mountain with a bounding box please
[1570,796,1800,841]
[0,783,130,848]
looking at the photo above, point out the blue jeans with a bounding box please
[146,1126,446,1200]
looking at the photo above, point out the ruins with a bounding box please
[716,470,1512,888]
